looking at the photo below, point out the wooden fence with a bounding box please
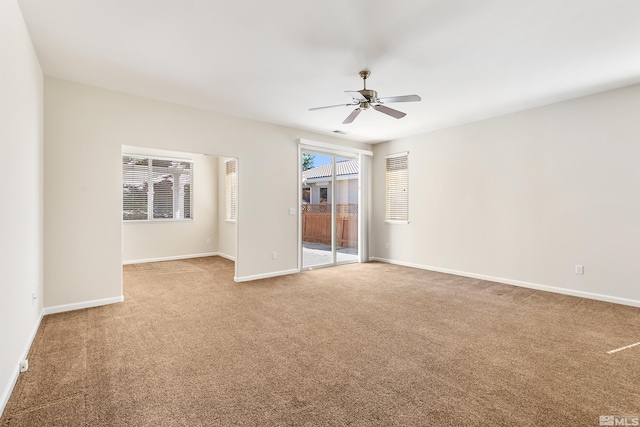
[302,204,358,248]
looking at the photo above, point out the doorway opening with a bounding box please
[121,145,238,277]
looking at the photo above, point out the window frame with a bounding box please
[319,186,328,204]
[385,151,409,224]
[122,154,194,222]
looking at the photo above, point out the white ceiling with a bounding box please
[17,0,640,143]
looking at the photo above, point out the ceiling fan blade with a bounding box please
[377,94,421,104]
[342,108,362,124]
[374,104,406,119]
[345,91,367,102]
[309,103,354,111]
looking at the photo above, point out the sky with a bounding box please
[312,154,332,167]
[306,153,352,169]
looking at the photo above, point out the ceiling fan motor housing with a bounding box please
[357,89,377,108]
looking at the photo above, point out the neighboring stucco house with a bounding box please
[302,160,358,205]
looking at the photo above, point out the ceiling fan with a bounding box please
[309,70,421,124]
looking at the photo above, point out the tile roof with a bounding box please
[302,160,358,180]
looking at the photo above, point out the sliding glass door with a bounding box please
[301,151,359,269]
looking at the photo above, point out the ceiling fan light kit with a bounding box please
[309,70,421,124]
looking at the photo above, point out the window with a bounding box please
[385,152,409,223]
[225,159,238,221]
[122,155,193,221]
[319,186,328,203]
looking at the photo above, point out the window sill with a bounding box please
[385,220,409,225]
[123,219,193,223]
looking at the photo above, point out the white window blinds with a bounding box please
[122,155,193,221]
[385,152,409,222]
[225,159,238,221]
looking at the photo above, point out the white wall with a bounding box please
[44,77,371,306]
[308,178,359,205]
[309,182,329,204]
[122,146,218,263]
[337,178,359,205]
[0,0,44,414]
[217,157,237,260]
[372,84,640,306]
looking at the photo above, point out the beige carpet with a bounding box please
[2,257,639,426]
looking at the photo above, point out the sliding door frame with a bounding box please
[297,139,372,272]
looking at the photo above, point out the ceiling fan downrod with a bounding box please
[357,70,377,108]
[359,70,370,90]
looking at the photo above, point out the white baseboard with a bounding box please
[43,295,124,315]
[1,308,44,418]
[235,268,299,283]
[122,252,221,265]
[370,257,640,308]
[216,252,236,262]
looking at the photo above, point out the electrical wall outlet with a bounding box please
[19,359,28,373]
[575,265,584,275]
[385,243,389,249]
[289,208,296,215]
[206,238,211,245]
[272,252,277,259]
